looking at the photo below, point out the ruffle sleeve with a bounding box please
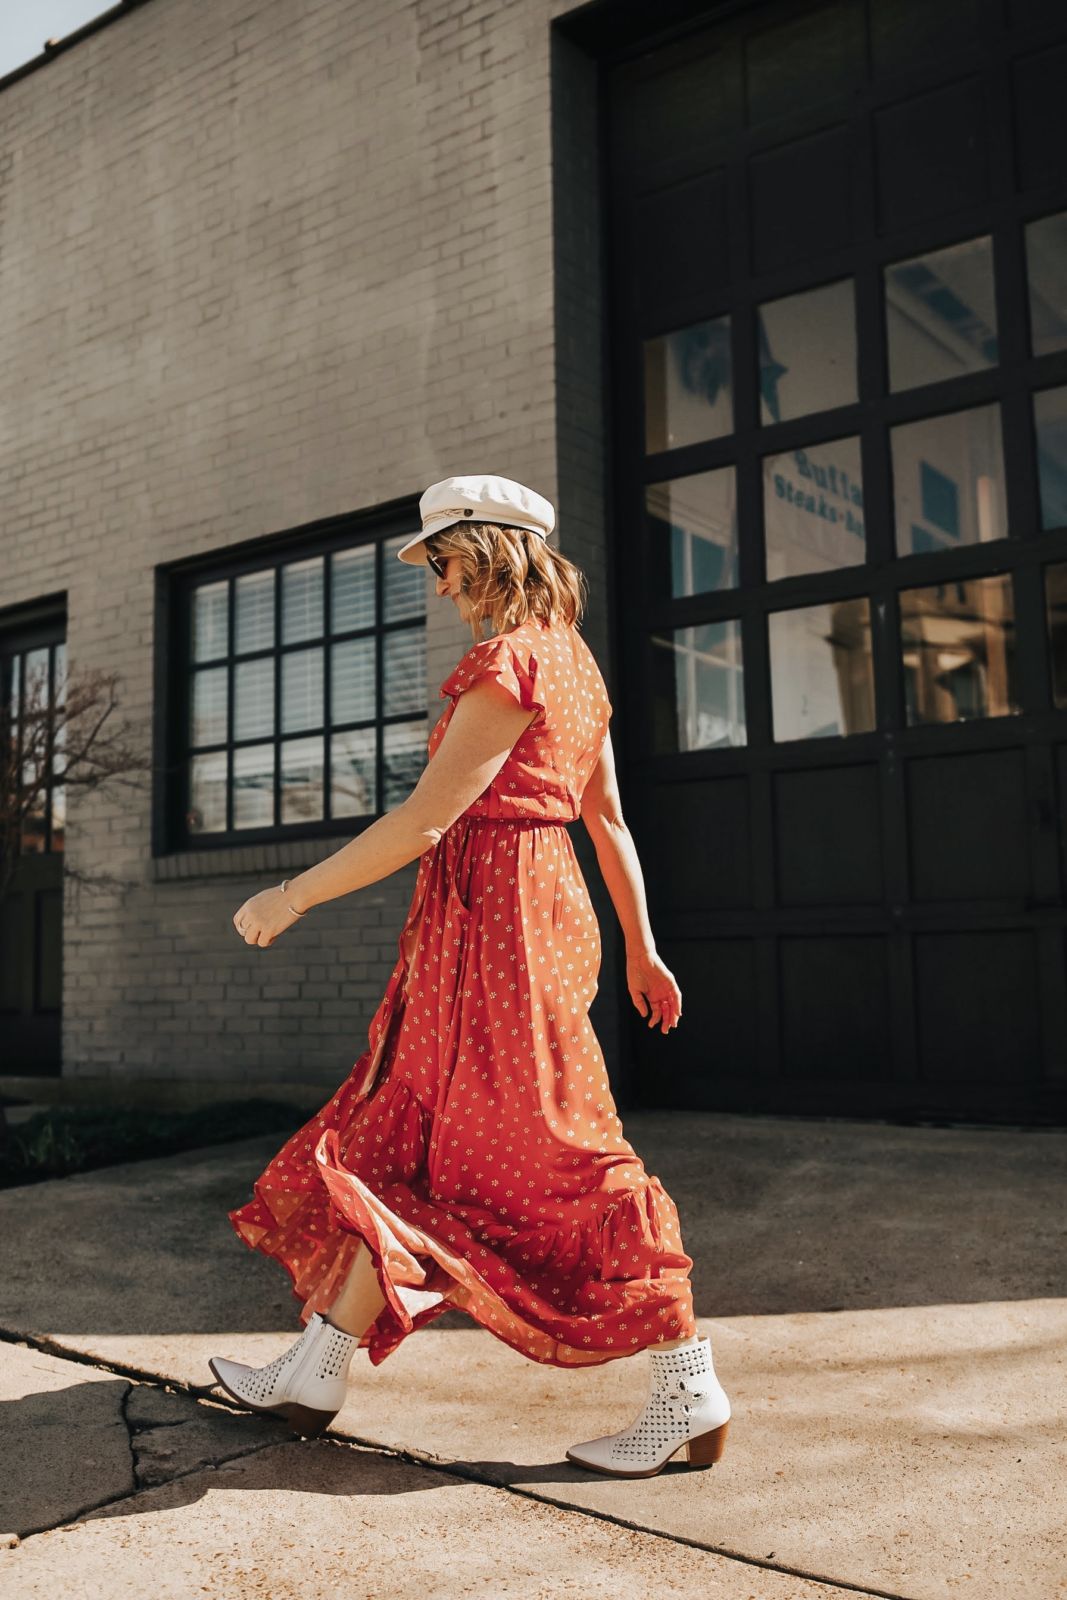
[439,635,546,726]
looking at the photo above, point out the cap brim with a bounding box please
[396,531,430,564]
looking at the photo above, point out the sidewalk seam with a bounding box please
[1,1326,921,1600]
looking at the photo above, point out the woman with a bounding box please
[211,474,731,1479]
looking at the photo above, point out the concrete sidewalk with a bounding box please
[0,1110,1064,1599]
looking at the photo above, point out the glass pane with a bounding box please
[281,647,323,734]
[1034,385,1067,531]
[757,279,857,424]
[384,534,425,624]
[891,404,1007,554]
[651,621,746,753]
[769,598,875,742]
[51,782,65,851]
[331,637,375,725]
[235,569,275,655]
[644,316,733,453]
[22,646,50,713]
[53,641,67,708]
[383,629,425,716]
[188,751,227,834]
[9,653,19,720]
[192,579,228,663]
[764,436,865,581]
[899,575,1017,726]
[331,728,376,819]
[1026,210,1067,357]
[646,470,738,597]
[282,556,324,644]
[20,755,46,852]
[234,658,274,741]
[190,666,227,747]
[885,235,998,391]
[233,743,275,829]
[280,736,324,824]
[383,720,427,810]
[1044,562,1067,709]
[332,545,376,634]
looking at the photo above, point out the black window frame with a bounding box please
[154,504,428,855]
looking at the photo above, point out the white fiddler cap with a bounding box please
[396,474,556,565]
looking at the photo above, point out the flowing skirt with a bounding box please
[228,817,697,1368]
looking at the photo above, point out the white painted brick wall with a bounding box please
[0,0,621,1090]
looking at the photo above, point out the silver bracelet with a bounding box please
[279,879,307,917]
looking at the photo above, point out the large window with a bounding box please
[638,202,1067,748]
[175,531,427,844]
[1,637,67,856]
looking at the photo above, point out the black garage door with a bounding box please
[605,0,1067,1123]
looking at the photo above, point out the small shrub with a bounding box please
[0,1099,305,1189]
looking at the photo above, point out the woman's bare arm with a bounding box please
[287,680,537,911]
[580,729,656,958]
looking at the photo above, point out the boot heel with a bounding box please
[686,1419,729,1467]
[279,1402,337,1439]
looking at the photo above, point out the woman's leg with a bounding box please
[325,1240,388,1337]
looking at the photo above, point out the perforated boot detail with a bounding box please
[209,1312,359,1431]
[566,1336,731,1478]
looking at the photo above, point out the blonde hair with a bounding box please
[424,521,589,644]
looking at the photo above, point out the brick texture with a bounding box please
[0,0,622,1089]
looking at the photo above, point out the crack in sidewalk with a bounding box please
[2,1326,920,1600]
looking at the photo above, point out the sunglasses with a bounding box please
[425,547,447,579]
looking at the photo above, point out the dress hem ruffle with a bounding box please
[227,1082,697,1370]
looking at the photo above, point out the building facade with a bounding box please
[2,0,1066,1125]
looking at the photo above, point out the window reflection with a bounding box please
[384,721,430,809]
[885,235,997,391]
[757,279,857,424]
[891,404,1007,554]
[234,659,273,742]
[281,646,323,734]
[192,580,228,663]
[384,534,426,623]
[650,621,746,752]
[331,728,376,819]
[644,316,733,453]
[7,642,68,856]
[280,736,324,824]
[384,629,426,716]
[899,575,1017,726]
[646,470,739,597]
[233,743,275,829]
[769,598,875,742]
[1034,385,1067,531]
[331,637,375,725]
[235,570,274,655]
[188,751,227,834]
[763,436,865,581]
[1025,211,1067,358]
[282,557,324,645]
[191,666,228,746]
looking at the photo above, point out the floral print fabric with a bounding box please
[228,618,698,1368]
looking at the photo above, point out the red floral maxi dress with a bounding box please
[228,617,698,1369]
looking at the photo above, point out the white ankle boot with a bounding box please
[208,1313,359,1438]
[566,1335,731,1478]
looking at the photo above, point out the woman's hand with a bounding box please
[232,886,302,948]
[625,947,682,1034]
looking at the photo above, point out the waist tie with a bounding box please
[461,816,574,828]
